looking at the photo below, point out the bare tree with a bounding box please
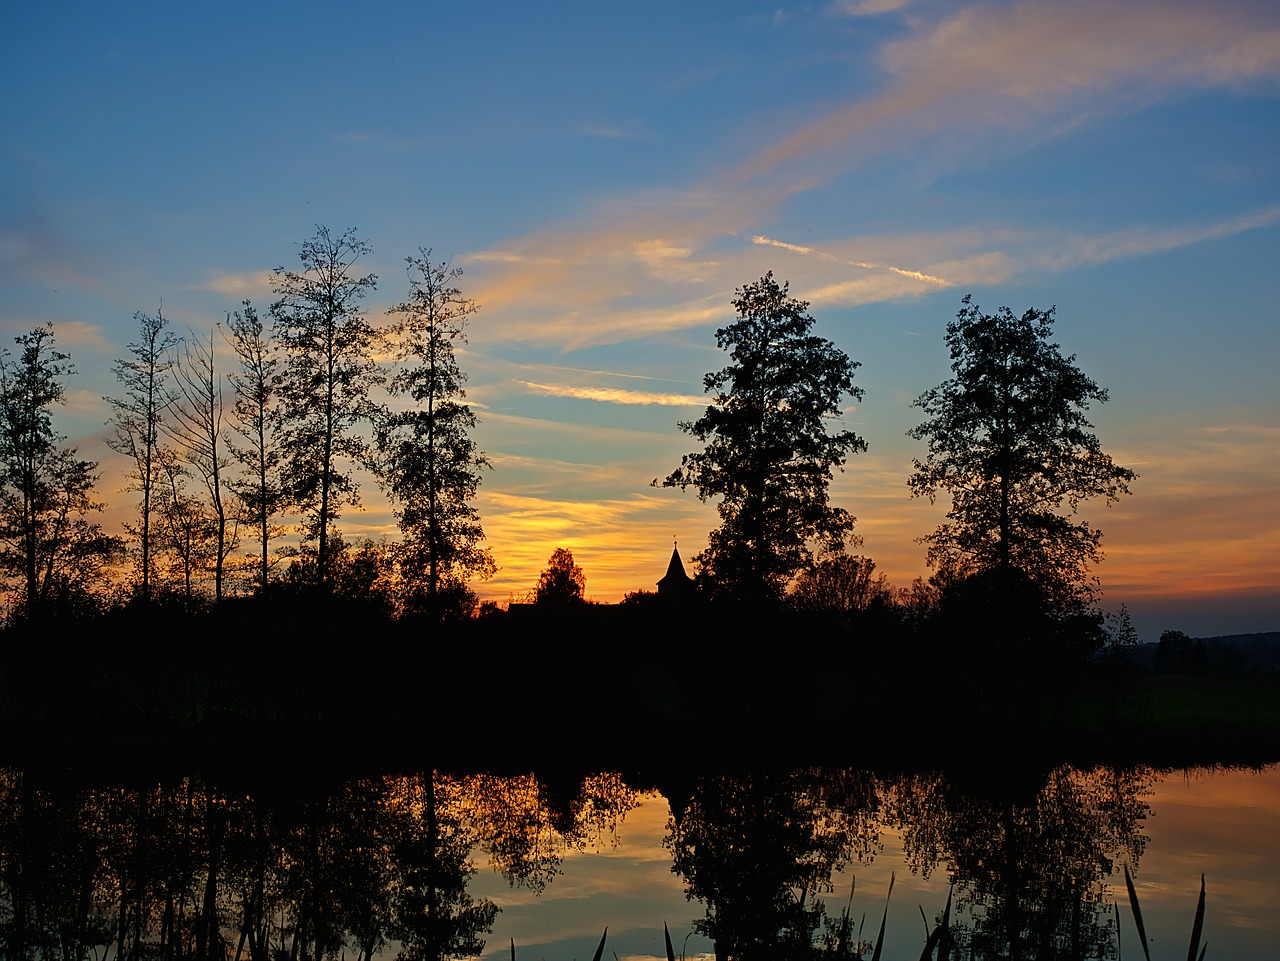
[225,301,285,593]
[107,308,180,602]
[164,327,236,602]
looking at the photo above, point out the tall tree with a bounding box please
[225,301,285,594]
[657,272,865,604]
[377,251,494,616]
[0,326,118,619]
[271,226,381,590]
[107,308,180,602]
[908,295,1136,607]
[165,327,235,602]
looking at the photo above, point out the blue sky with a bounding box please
[3,0,1278,637]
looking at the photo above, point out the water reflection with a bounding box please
[887,766,1153,959]
[0,764,1251,961]
[0,770,637,961]
[664,770,882,960]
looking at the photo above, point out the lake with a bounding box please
[1,763,1275,960]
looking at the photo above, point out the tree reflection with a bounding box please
[664,770,882,961]
[889,766,1153,960]
[0,769,639,961]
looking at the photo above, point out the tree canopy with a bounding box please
[908,296,1135,608]
[534,547,586,606]
[658,272,865,604]
[271,225,382,590]
[377,250,494,616]
[0,326,118,619]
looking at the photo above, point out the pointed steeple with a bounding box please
[658,539,694,600]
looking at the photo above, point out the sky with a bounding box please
[2,0,1277,638]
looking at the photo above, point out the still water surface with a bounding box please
[2,764,1275,960]
[472,766,1280,960]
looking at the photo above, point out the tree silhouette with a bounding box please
[909,296,1135,609]
[789,550,892,615]
[533,547,585,605]
[225,301,286,593]
[658,272,865,605]
[272,225,381,590]
[377,250,494,618]
[164,327,235,602]
[106,308,180,603]
[0,326,118,620]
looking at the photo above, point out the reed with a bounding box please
[1122,865,1207,961]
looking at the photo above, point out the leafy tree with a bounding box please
[107,308,180,602]
[533,547,585,605]
[908,296,1136,608]
[658,272,865,604]
[272,225,382,590]
[377,251,494,617]
[790,550,892,615]
[281,534,396,612]
[225,301,286,593]
[0,326,119,619]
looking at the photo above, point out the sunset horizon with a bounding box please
[4,0,1276,640]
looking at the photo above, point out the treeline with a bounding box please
[0,227,491,623]
[4,231,1147,664]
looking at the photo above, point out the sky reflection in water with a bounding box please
[472,766,1280,961]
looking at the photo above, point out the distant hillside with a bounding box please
[1132,631,1280,672]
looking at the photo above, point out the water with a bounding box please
[1,764,1275,960]
[473,766,1280,960]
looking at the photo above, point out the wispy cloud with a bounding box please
[518,380,706,407]
[752,235,821,256]
[476,489,716,601]
[330,130,425,150]
[192,270,275,297]
[828,0,914,16]
[753,234,952,287]
[738,0,1280,184]
[576,123,649,140]
[50,321,114,354]
[449,0,1280,352]
[1037,204,1280,270]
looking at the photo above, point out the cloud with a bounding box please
[446,1,1280,353]
[192,270,275,297]
[518,381,706,407]
[576,123,649,140]
[752,235,821,256]
[330,130,425,150]
[51,321,114,354]
[736,0,1280,183]
[476,489,716,601]
[1036,204,1280,271]
[0,217,108,295]
[1096,422,1280,597]
[828,0,914,15]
